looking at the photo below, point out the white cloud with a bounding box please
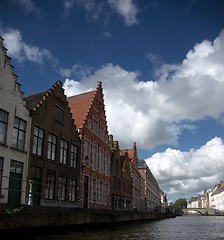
[60,64,94,78]
[62,0,106,21]
[10,0,40,15]
[145,137,224,198]
[103,31,112,38]
[63,30,224,150]
[2,28,54,64]
[62,0,138,26]
[108,0,139,26]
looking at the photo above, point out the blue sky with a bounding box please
[1,0,224,203]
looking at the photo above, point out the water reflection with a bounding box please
[34,216,224,240]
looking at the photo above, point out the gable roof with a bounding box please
[25,81,62,111]
[120,142,138,165]
[211,181,224,196]
[67,81,103,129]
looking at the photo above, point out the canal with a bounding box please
[32,215,224,240]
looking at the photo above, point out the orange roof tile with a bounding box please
[67,90,96,129]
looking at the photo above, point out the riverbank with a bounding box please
[0,204,176,236]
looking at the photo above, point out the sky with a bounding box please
[1,0,224,203]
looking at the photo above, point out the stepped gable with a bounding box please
[0,36,23,94]
[25,81,62,111]
[120,142,137,165]
[67,87,97,129]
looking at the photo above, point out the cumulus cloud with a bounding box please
[108,0,139,26]
[59,64,94,79]
[62,0,107,21]
[146,137,224,199]
[62,0,138,26]
[2,28,55,64]
[63,29,224,151]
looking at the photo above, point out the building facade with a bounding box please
[210,181,224,211]
[138,159,161,211]
[121,143,146,211]
[0,37,31,205]
[67,81,111,209]
[109,135,132,210]
[25,81,81,207]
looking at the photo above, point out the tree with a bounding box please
[172,198,187,209]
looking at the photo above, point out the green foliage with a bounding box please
[171,198,187,209]
[5,206,24,215]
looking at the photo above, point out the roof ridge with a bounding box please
[67,89,96,98]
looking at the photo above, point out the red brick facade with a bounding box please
[109,135,132,210]
[68,81,111,209]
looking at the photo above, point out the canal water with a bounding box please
[33,215,224,240]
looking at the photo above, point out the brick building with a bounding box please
[121,143,145,211]
[25,81,81,207]
[109,135,132,210]
[138,159,161,211]
[67,81,111,209]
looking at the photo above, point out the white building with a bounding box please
[210,181,224,211]
[187,196,199,208]
[0,37,31,205]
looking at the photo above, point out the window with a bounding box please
[60,139,68,164]
[93,119,99,135]
[98,101,102,113]
[71,144,78,168]
[32,126,44,156]
[105,153,110,175]
[12,117,26,151]
[69,178,77,202]
[0,157,3,193]
[92,178,97,204]
[84,139,90,165]
[92,144,98,170]
[99,149,104,173]
[55,106,63,122]
[58,177,67,201]
[99,125,104,140]
[10,160,23,174]
[0,110,8,144]
[88,118,92,129]
[45,171,55,200]
[47,134,57,161]
[99,181,103,203]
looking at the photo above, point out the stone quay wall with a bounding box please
[0,204,175,234]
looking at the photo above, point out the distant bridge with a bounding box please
[182,208,215,216]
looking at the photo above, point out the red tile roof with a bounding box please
[67,90,96,129]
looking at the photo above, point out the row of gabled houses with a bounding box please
[0,36,167,211]
[187,181,224,212]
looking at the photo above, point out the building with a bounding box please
[25,81,81,207]
[138,159,161,211]
[109,135,132,210]
[210,181,224,211]
[119,150,132,210]
[187,196,199,208]
[67,81,111,209]
[160,190,168,209]
[0,37,31,205]
[121,143,145,211]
